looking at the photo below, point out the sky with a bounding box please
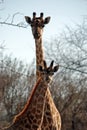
[0,0,87,64]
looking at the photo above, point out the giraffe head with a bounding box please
[38,60,59,83]
[25,12,51,39]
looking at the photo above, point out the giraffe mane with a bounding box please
[13,77,42,122]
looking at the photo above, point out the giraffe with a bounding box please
[3,60,59,130]
[25,12,61,130]
[25,12,50,80]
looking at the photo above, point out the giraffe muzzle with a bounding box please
[34,33,41,39]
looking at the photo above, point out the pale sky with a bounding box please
[0,0,87,64]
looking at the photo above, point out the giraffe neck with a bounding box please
[8,78,48,130]
[35,37,44,81]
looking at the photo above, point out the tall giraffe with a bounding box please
[4,60,59,130]
[25,12,61,130]
[25,12,50,80]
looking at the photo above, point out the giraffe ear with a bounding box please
[53,65,59,72]
[25,16,32,24]
[44,17,51,24]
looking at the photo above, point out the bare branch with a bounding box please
[0,21,27,28]
[0,12,28,28]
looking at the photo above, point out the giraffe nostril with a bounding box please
[46,77,51,82]
[34,32,40,39]
[45,76,52,83]
[36,32,39,36]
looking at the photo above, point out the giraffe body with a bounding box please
[4,61,59,130]
[4,78,47,130]
[25,12,61,130]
